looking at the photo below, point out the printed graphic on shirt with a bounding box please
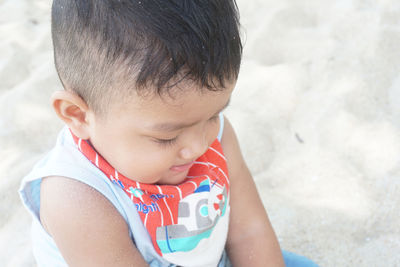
[156,179,228,254]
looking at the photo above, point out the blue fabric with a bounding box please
[283,250,319,267]
[217,113,224,141]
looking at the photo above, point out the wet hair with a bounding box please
[52,0,242,114]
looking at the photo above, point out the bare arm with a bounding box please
[40,176,148,267]
[221,118,284,267]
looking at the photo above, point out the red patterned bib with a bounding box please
[70,130,230,257]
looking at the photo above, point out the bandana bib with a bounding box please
[70,130,230,262]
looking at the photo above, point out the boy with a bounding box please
[20,1,317,266]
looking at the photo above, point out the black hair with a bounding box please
[52,0,242,113]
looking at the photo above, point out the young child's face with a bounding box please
[86,82,234,185]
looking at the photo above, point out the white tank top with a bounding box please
[19,114,230,267]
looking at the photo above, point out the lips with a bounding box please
[170,161,194,172]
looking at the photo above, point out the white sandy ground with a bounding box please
[1,0,400,266]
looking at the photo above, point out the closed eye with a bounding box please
[153,115,218,147]
[154,136,178,147]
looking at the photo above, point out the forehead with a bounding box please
[105,82,234,127]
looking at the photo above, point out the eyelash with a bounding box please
[154,115,219,147]
[155,137,178,147]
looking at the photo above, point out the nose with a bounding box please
[179,130,209,160]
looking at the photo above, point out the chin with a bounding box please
[159,171,189,185]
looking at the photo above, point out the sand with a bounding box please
[1,0,400,266]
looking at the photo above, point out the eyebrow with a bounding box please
[149,98,231,132]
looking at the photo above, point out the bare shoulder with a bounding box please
[219,116,271,224]
[220,116,246,174]
[40,176,147,266]
[219,117,284,266]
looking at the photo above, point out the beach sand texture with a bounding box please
[1,0,400,266]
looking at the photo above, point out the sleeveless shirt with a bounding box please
[19,114,230,267]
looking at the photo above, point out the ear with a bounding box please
[51,90,92,140]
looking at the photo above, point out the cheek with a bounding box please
[90,124,179,181]
[115,142,177,178]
